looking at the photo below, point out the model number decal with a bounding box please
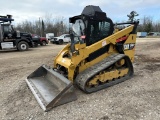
[123,43,135,50]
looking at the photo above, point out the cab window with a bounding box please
[3,26,9,32]
[89,21,111,45]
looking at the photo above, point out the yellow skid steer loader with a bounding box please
[26,5,139,111]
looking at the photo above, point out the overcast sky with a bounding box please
[0,0,160,24]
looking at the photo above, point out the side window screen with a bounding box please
[99,22,110,37]
[89,21,111,45]
[90,23,99,44]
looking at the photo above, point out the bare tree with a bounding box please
[137,16,160,33]
[15,14,69,37]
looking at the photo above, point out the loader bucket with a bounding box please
[26,65,77,111]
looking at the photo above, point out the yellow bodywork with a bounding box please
[54,25,136,81]
[88,68,129,85]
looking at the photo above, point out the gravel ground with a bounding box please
[0,38,160,120]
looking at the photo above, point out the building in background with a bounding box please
[137,32,147,38]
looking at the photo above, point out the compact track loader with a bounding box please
[26,5,139,111]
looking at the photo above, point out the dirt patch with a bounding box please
[2,81,35,116]
[135,54,160,63]
[143,63,160,72]
[99,115,110,120]
[135,53,160,73]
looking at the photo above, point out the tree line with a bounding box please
[137,16,160,33]
[15,15,69,37]
[14,15,160,37]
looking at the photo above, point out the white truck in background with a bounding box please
[50,34,71,44]
[46,33,54,40]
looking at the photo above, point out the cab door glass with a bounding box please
[3,26,9,32]
[99,22,110,37]
[89,21,111,45]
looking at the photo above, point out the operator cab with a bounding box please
[69,5,114,46]
[0,15,17,41]
[1,24,13,32]
[1,24,16,39]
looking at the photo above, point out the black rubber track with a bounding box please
[75,53,134,93]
